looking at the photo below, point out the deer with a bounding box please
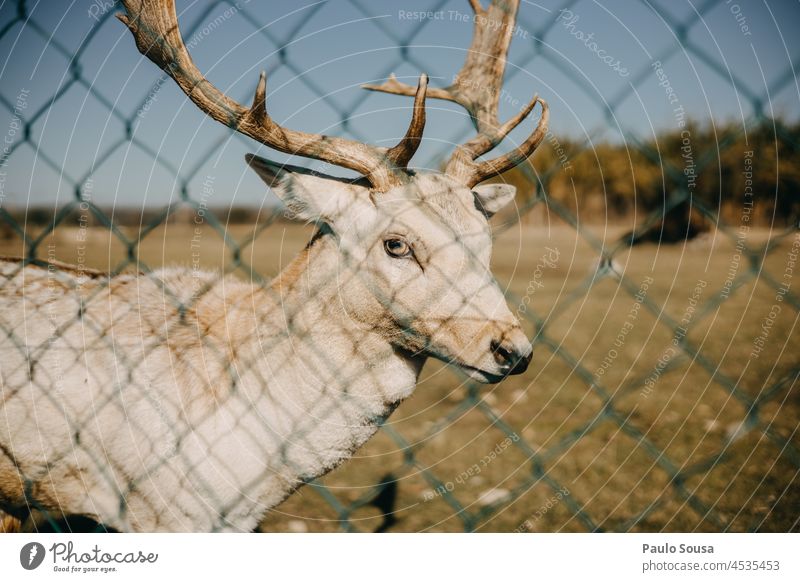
[0,0,547,532]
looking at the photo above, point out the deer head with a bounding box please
[119,0,548,382]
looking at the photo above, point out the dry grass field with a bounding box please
[1,213,797,532]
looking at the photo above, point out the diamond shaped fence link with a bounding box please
[0,0,797,533]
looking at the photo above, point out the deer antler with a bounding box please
[363,0,548,187]
[118,0,428,192]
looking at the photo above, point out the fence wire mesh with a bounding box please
[0,0,798,532]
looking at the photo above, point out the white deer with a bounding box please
[0,0,547,532]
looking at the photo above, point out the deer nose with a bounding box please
[490,337,532,375]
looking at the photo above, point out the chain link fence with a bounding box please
[0,0,798,532]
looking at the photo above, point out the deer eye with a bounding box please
[383,238,412,258]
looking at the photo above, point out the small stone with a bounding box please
[478,488,511,506]
[725,421,748,442]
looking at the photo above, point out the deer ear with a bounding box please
[246,154,369,223]
[472,183,517,218]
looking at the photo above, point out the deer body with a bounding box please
[0,0,548,531]
[0,234,420,531]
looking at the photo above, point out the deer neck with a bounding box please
[260,226,424,414]
[225,229,423,489]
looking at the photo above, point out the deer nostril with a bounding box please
[491,340,514,367]
[491,339,532,374]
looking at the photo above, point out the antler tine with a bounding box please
[363,72,456,102]
[455,97,549,184]
[468,0,485,15]
[386,73,428,167]
[363,0,548,187]
[118,0,428,192]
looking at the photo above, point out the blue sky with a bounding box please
[0,0,798,207]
